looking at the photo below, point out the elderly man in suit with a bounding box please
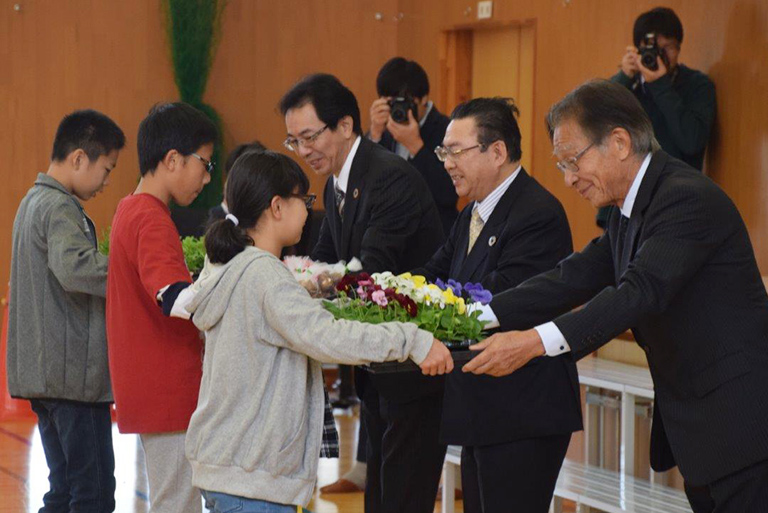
[465,79,768,513]
[280,73,449,513]
[414,97,581,513]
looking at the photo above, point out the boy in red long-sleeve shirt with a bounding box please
[107,102,216,513]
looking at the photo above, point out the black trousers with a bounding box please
[684,458,768,513]
[461,434,571,513]
[362,384,446,513]
[30,399,116,513]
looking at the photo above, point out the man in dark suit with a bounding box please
[415,97,581,513]
[369,57,457,237]
[279,73,450,513]
[464,79,768,513]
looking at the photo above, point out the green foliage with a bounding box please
[98,226,111,256]
[181,236,206,274]
[323,298,485,343]
[161,0,227,209]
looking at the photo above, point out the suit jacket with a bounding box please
[416,169,583,446]
[490,151,768,485]
[311,137,445,403]
[379,106,458,237]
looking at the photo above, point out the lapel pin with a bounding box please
[488,236,497,247]
[353,188,360,199]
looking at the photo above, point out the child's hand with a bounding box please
[419,339,454,376]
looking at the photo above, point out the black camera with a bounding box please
[639,33,663,71]
[388,96,418,124]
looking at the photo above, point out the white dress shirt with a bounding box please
[333,136,362,194]
[478,153,652,356]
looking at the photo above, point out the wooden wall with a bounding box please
[2,0,768,306]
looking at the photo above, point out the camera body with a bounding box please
[388,96,418,124]
[639,32,664,71]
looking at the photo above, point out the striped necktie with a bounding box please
[334,183,346,218]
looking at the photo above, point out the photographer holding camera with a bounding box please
[600,7,716,227]
[369,57,458,237]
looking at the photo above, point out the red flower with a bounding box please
[336,274,358,294]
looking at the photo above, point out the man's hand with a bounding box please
[369,97,391,142]
[462,329,546,377]
[386,109,424,156]
[419,339,454,376]
[620,46,640,78]
[637,54,667,83]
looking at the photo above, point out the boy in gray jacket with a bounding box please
[7,110,125,512]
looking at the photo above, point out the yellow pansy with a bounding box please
[397,272,413,280]
[442,288,457,305]
[411,275,427,288]
[456,297,466,314]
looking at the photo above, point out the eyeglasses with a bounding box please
[191,153,215,174]
[434,144,486,163]
[555,143,594,174]
[283,125,329,153]
[291,193,317,209]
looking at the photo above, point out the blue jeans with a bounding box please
[201,490,310,513]
[30,399,115,513]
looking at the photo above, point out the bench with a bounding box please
[440,357,692,513]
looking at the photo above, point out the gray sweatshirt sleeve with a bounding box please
[46,201,108,297]
[259,268,433,365]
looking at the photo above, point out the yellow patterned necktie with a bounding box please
[467,208,485,254]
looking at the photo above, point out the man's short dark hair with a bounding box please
[633,7,684,47]
[546,79,660,155]
[137,102,218,176]
[224,141,267,175]
[376,57,430,99]
[451,98,522,163]
[278,74,362,135]
[51,109,126,162]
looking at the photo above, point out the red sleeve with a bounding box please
[136,213,192,303]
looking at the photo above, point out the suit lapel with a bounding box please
[339,138,373,258]
[458,169,531,283]
[619,151,668,274]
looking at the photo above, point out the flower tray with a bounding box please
[365,340,481,374]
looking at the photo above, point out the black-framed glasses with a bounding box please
[283,125,329,153]
[555,143,594,174]
[291,193,317,209]
[191,153,215,174]
[434,144,486,163]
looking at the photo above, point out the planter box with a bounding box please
[365,340,481,374]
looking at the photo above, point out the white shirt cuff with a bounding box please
[468,303,500,330]
[534,322,571,356]
[156,284,196,320]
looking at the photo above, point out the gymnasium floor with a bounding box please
[0,411,463,513]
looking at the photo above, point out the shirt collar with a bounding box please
[333,136,362,193]
[419,101,433,127]
[473,165,522,223]
[621,153,652,218]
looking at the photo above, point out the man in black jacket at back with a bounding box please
[280,73,448,513]
[368,57,458,238]
[416,97,580,513]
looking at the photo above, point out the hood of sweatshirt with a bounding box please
[188,246,277,332]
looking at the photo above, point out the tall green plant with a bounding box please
[162,0,228,209]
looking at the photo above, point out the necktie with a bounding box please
[617,215,629,251]
[334,184,346,218]
[467,208,485,254]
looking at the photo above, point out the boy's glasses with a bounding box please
[291,193,317,209]
[191,153,215,174]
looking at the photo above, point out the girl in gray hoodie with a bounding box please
[184,151,452,512]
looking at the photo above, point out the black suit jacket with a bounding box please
[490,151,768,485]
[311,137,445,403]
[379,106,458,237]
[416,169,583,446]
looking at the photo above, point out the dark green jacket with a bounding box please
[7,173,112,402]
[612,64,716,170]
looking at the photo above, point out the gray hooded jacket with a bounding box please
[185,246,432,506]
